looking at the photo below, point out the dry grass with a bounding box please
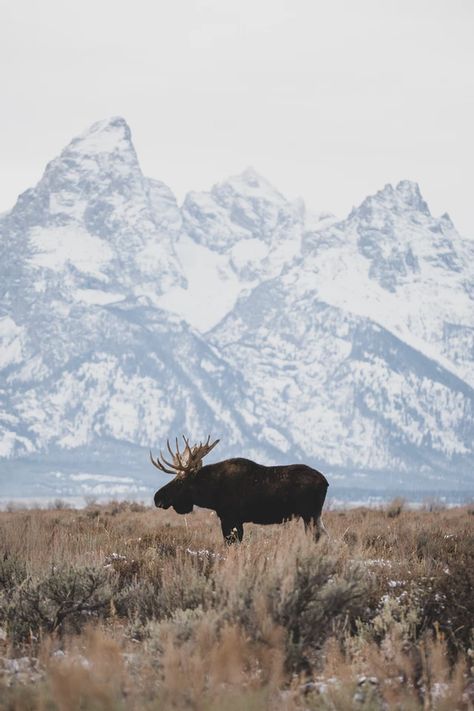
[0,501,473,710]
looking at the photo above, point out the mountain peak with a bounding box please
[395,179,428,211]
[214,167,287,206]
[240,166,265,185]
[353,179,431,220]
[35,115,142,203]
[67,116,133,156]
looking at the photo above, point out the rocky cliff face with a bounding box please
[0,117,473,499]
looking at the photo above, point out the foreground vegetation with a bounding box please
[0,500,473,710]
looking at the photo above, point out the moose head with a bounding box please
[151,435,220,514]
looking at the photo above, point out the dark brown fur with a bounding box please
[154,457,329,543]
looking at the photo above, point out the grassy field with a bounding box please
[0,501,473,710]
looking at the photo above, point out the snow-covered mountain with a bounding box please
[158,167,335,331]
[0,117,183,312]
[0,117,473,500]
[301,181,474,387]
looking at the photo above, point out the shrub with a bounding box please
[386,497,406,518]
[1,566,113,643]
[0,555,28,591]
[269,549,367,671]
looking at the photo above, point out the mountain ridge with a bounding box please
[0,116,473,500]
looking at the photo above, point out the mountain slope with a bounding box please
[209,273,474,489]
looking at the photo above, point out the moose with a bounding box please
[151,436,329,543]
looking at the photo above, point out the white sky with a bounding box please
[1,0,473,235]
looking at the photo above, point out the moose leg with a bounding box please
[304,516,328,542]
[220,519,243,544]
[317,517,328,539]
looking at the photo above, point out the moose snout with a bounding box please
[154,492,169,509]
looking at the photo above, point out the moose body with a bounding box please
[152,438,328,543]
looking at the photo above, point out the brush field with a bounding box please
[0,501,473,710]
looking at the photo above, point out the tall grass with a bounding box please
[0,502,473,709]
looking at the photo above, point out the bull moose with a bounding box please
[151,436,329,543]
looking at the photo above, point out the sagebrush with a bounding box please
[0,502,473,710]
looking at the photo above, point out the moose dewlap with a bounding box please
[151,436,329,543]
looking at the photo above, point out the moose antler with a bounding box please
[150,435,220,476]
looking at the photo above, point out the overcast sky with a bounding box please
[1,0,473,235]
